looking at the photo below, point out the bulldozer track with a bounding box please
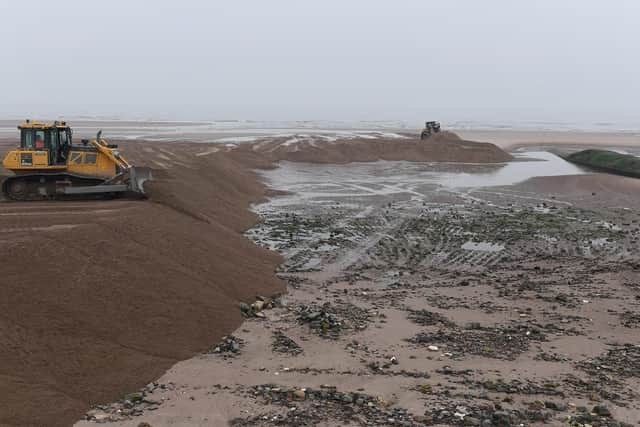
[2,173,110,201]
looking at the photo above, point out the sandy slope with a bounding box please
[0,141,286,427]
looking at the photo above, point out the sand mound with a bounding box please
[0,141,284,427]
[242,131,511,164]
[427,130,461,141]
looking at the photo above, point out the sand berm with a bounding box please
[0,133,510,426]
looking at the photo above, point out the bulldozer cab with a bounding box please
[420,121,441,140]
[19,121,72,166]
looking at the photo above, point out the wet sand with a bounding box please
[455,129,640,151]
[1,129,639,426]
[75,134,638,426]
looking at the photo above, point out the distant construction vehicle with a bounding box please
[1,120,151,200]
[420,121,441,140]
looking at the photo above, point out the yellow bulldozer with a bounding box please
[1,120,151,200]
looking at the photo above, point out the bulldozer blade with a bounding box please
[62,167,152,198]
[127,166,152,194]
[94,166,153,198]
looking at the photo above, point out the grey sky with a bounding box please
[1,0,639,124]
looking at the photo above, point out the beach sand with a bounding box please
[1,129,639,426]
[0,133,509,427]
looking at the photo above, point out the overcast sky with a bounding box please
[1,1,639,124]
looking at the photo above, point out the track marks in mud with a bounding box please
[250,196,636,275]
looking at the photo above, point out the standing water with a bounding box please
[258,151,586,206]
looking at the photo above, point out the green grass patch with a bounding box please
[565,149,640,178]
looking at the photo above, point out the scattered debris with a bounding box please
[84,382,174,423]
[422,402,552,426]
[296,302,371,339]
[475,378,563,396]
[240,295,285,318]
[208,335,244,357]
[408,324,546,360]
[535,351,570,362]
[406,308,455,327]
[620,310,640,328]
[271,331,303,356]
[578,344,640,378]
[230,384,423,426]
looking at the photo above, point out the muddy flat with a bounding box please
[72,136,639,426]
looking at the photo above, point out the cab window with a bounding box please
[34,130,46,150]
[21,129,34,149]
[50,129,58,146]
[84,153,97,164]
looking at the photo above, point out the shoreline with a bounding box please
[2,120,638,150]
[453,129,640,151]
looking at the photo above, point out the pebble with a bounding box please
[592,405,611,417]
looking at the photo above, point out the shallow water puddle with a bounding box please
[438,151,585,188]
[258,151,586,207]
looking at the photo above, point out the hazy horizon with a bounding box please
[2,1,639,126]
